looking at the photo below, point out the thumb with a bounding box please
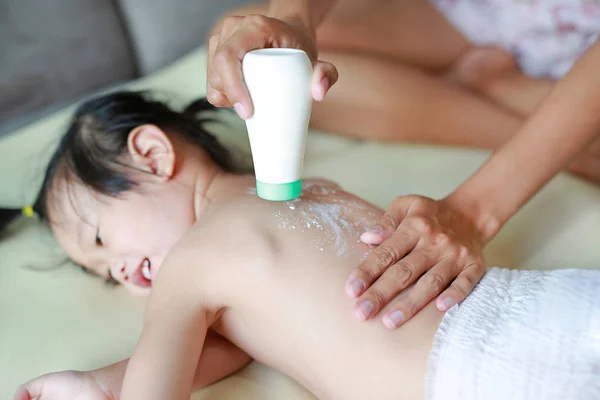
[14,384,35,400]
[311,60,338,102]
[360,199,409,245]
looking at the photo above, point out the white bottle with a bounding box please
[242,48,313,201]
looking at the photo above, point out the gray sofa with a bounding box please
[0,0,254,135]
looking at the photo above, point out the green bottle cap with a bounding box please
[255,179,302,201]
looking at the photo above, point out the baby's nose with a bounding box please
[110,262,129,282]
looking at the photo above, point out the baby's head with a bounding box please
[33,91,241,295]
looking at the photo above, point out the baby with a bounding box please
[14,91,600,400]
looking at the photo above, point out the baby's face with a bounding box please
[49,178,196,296]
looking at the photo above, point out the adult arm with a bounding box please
[347,39,600,328]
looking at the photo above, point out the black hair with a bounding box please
[1,90,245,259]
[0,208,21,236]
[29,90,244,224]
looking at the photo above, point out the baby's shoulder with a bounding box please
[164,201,279,293]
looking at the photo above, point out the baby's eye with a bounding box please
[95,229,103,246]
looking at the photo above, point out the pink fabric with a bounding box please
[432,0,600,79]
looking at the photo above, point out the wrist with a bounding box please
[268,2,313,29]
[89,360,128,400]
[443,186,506,244]
[268,0,334,33]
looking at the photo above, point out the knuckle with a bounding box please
[207,70,221,86]
[206,90,225,106]
[400,298,417,317]
[452,275,478,299]
[412,216,433,234]
[214,47,235,65]
[412,195,433,209]
[404,194,422,204]
[246,13,269,28]
[435,232,451,247]
[446,245,462,259]
[474,257,486,270]
[390,196,405,207]
[374,247,400,269]
[461,272,479,289]
[223,15,240,27]
[426,273,445,294]
[355,264,376,284]
[452,282,468,299]
[457,245,471,259]
[367,289,386,309]
[390,262,414,286]
[380,212,400,230]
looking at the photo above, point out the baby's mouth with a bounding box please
[131,258,152,288]
[142,258,151,280]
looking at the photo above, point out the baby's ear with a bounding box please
[127,124,175,180]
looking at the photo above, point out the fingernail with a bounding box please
[234,102,250,119]
[440,297,455,311]
[368,226,383,234]
[321,76,329,95]
[384,310,404,329]
[356,301,373,320]
[360,226,384,243]
[347,279,365,297]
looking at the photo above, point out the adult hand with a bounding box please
[206,14,338,119]
[346,195,487,329]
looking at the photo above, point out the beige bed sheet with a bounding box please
[1,47,599,400]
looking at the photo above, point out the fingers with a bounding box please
[208,15,279,119]
[207,32,230,108]
[360,225,391,245]
[347,229,419,298]
[360,197,418,245]
[353,249,436,321]
[381,258,455,329]
[14,380,40,400]
[207,16,244,110]
[216,34,254,119]
[311,61,339,101]
[436,262,486,312]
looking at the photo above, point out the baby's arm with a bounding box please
[14,332,249,400]
[120,252,223,400]
[14,327,250,400]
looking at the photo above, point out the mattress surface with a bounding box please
[1,47,599,400]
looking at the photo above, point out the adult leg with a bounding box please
[311,51,522,149]
[316,0,470,72]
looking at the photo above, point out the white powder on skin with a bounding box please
[274,181,380,258]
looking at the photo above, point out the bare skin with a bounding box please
[16,181,443,400]
[14,126,443,400]
[219,0,600,182]
[14,104,598,398]
[121,177,443,400]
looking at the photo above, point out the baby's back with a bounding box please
[202,180,444,400]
